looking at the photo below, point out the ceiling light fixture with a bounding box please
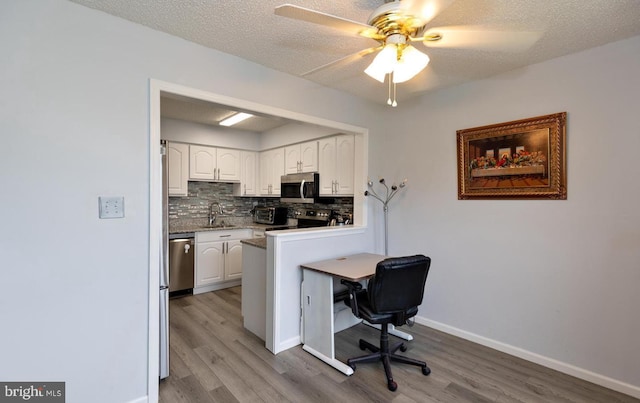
[219,112,254,127]
[364,34,430,107]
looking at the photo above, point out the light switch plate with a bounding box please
[99,196,125,219]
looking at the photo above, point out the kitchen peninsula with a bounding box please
[241,225,373,354]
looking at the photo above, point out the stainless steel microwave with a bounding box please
[280,172,319,204]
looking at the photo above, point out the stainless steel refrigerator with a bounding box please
[159,140,169,379]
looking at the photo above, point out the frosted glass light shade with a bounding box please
[364,44,396,83]
[392,45,430,83]
[365,44,430,84]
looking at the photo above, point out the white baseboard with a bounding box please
[193,279,241,295]
[414,316,640,400]
[274,335,301,354]
[128,396,148,403]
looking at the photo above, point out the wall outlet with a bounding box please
[99,196,125,219]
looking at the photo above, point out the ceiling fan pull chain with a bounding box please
[387,73,392,105]
[392,81,398,107]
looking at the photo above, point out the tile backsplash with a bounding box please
[169,181,353,226]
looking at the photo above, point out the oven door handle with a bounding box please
[300,179,306,199]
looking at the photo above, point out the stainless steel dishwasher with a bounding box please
[168,234,195,293]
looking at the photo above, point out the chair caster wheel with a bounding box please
[422,366,431,376]
[399,343,407,352]
[387,380,397,391]
[348,363,356,371]
[358,340,367,350]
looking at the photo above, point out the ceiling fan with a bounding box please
[274,0,541,105]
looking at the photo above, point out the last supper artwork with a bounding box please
[457,112,566,200]
[467,128,550,189]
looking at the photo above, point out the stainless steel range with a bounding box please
[293,208,332,228]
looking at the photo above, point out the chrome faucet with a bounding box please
[208,202,223,225]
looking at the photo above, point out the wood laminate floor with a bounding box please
[159,287,638,403]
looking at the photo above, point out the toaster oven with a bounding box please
[253,207,289,225]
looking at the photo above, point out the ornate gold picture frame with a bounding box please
[457,112,566,200]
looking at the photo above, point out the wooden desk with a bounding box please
[300,253,384,375]
[301,253,383,280]
[300,253,413,375]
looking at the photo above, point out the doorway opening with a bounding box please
[148,79,368,401]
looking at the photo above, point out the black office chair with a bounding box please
[341,254,431,391]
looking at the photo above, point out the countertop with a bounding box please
[241,237,267,249]
[169,222,295,235]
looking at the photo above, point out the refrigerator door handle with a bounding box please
[160,141,170,289]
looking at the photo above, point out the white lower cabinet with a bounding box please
[224,240,243,280]
[194,229,251,294]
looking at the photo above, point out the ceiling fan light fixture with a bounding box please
[392,45,430,83]
[219,112,253,127]
[364,44,397,82]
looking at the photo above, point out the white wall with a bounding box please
[0,1,381,402]
[161,117,345,152]
[260,122,342,150]
[3,0,639,400]
[369,35,640,396]
[161,118,261,150]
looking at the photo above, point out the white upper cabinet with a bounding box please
[285,140,318,174]
[189,145,240,182]
[318,134,354,196]
[284,146,300,174]
[167,142,189,196]
[216,148,241,182]
[335,135,355,195]
[233,151,257,196]
[259,147,285,196]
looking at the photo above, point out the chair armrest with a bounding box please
[340,279,363,317]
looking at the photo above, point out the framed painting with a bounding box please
[457,112,567,200]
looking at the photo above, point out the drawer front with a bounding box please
[197,229,252,242]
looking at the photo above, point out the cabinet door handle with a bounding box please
[219,234,231,238]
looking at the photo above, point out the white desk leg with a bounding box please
[302,345,354,376]
[363,321,414,341]
[302,269,354,376]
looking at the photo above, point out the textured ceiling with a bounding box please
[70,0,640,128]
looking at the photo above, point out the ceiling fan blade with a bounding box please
[275,4,381,39]
[301,47,382,77]
[421,26,542,52]
[400,0,456,27]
